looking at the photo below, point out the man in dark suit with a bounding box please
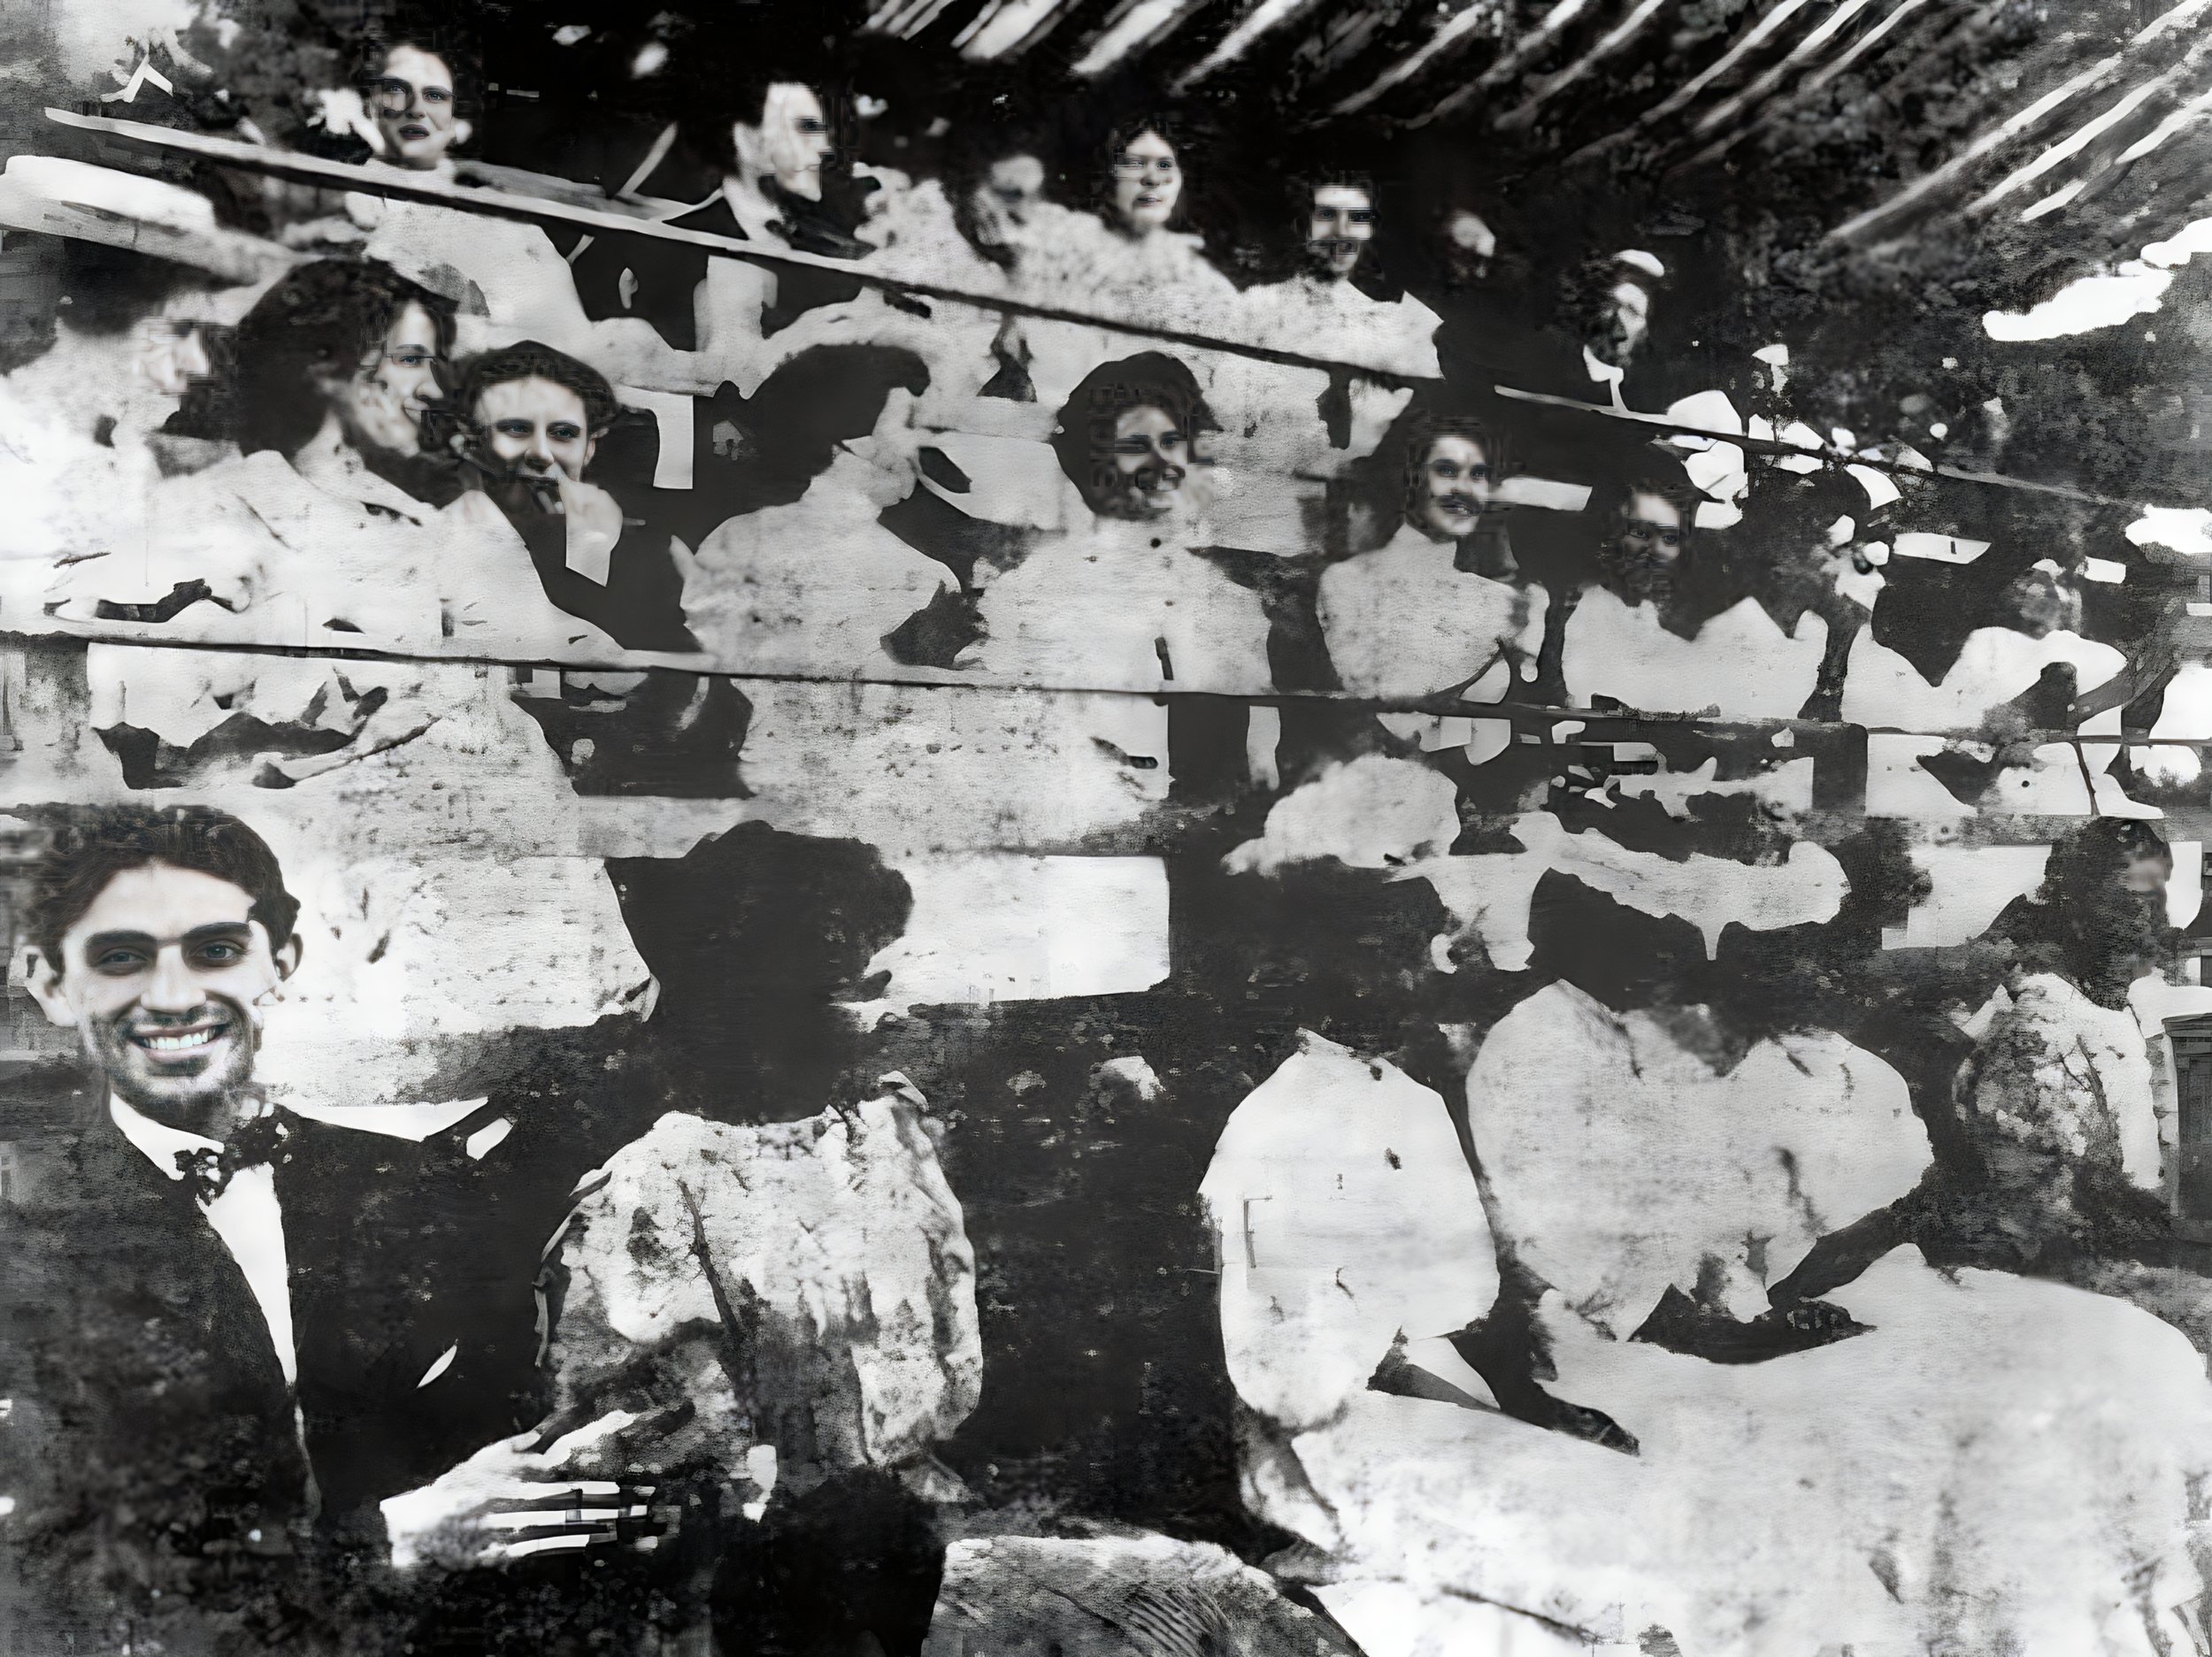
[0,805,531,1652]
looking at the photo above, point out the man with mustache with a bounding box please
[0,806,544,1650]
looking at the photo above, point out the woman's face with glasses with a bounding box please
[341,301,444,456]
[372,46,462,171]
[1110,130,1180,235]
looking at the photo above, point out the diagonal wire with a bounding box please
[1795,0,1928,92]
[1669,0,1876,168]
[1826,0,2212,244]
[1693,0,1866,134]
[1331,0,1510,116]
[1495,0,1677,131]
[1563,0,1816,159]
[1649,0,1948,172]
[1174,0,1331,88]
[1970,27,2212,216]
[1415,0,1599,126]
[1072,0,1213,74]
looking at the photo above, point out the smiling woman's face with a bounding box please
[1110,129,1181,234]
[27,863,295,1131]
[1411,433,1490,541]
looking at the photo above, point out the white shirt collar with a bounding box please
[110,1093,227,1181]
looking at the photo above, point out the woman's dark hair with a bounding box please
[355,19,482,127]
[1588,462,1703,555]
[608,822,913,1117]
[1101,111,1187,225]
[1396,410,1502,523]
[53,240,226,338]
[456,340,624,439]
[1340,397,1506,540]
[1048,351,1217,509]
[186,257,457,456]
[27,804,299,967]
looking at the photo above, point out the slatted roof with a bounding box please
[849,0,2212,283]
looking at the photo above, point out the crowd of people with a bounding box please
[5,7,2212,1656]
[2,16,2190,819]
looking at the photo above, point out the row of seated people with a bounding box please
[4,246,2141,785]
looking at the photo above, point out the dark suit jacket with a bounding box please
[0,1117,318,1651]
[0,1108,572,1652]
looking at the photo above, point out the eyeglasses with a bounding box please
[360,346,447,375]
[371,77,452,114]
[1622,519,1683,548]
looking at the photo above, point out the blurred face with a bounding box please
[1593,278,1651,366]
[136,318,213,398]
[372,45,462,171]
[1102,403,1188,518]
[1608,487,1686,598]
[27,864,296,1133]
[1110,129,1179,234]
[2007,568,2072,638]
[1308,183,1374,280]
[979,154,1046,226]
[1411,433,1490,541]
[475,375,597,479]
[1444,209,1495,284]
[756,82,833,201]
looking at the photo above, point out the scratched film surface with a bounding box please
[7,0,2212,1652]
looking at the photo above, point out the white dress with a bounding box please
[686,449,953,676]
[972,516,1273,696]
[998,213,1242,411]
[1561,587,1828,720]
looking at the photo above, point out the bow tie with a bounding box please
[173,1112,293,1202]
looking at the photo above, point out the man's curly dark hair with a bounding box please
[27,804,299,969]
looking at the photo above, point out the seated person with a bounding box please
[452,339,749,794]
[0,239,236,558]
[969,351,1272,696]
[1553,457,1829,721]
[1318,409,1546,755]
[309,27,700,395]
[1206,165,1438,544]
[994,113,1242,411]
[32,259,622,787]
[1842,555,2125,734]
[454,340,688,651]
[572,64,898,382]
[685,387,958,677]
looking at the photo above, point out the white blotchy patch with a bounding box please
[1256,1248,2212,1656]
[1224,756,1461,877]
[1202,1032,1498,1432]
[1468,981,1929,1331]
[1414,811,1848,966]
[864,855,1169,1011]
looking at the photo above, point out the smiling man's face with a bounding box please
[27,863,297,1134]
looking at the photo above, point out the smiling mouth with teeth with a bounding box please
[130,1021,229,1055]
